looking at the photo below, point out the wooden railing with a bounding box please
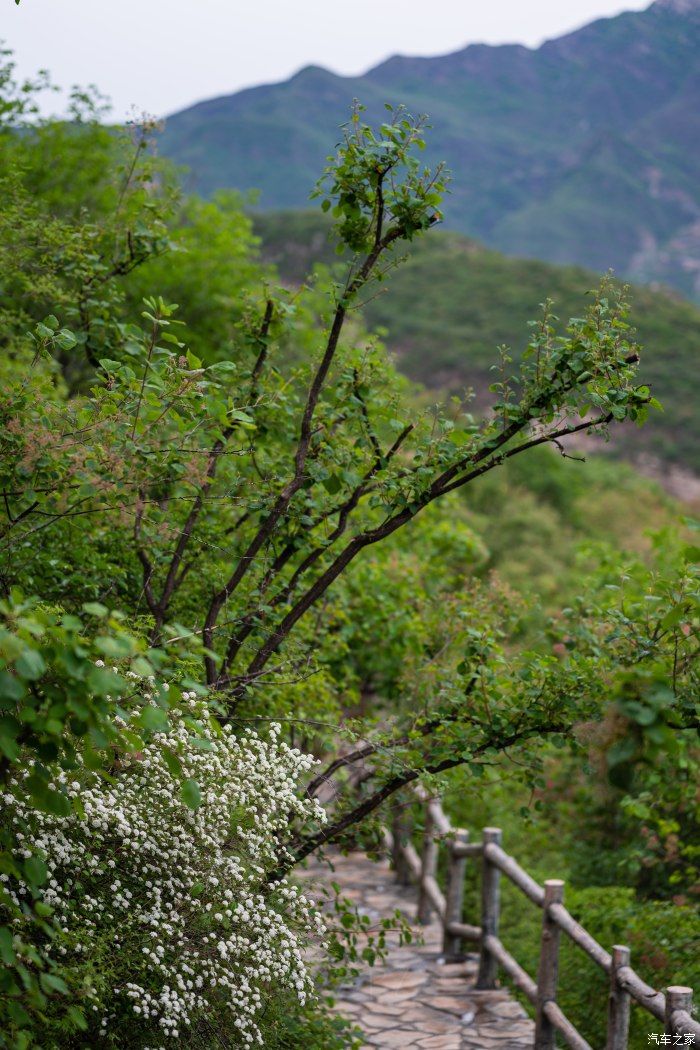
[384,787,700,1049]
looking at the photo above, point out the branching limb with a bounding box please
[305,679,477,798]
[436,412,613,497]
[142,303,275,641]
[203,225,405,679]
[278,721,570,876]
[217,422,414,681]
[231,410,615,699]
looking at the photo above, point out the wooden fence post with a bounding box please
[391,803,412,887]
[476,827,502,989]
[606,944,631,1050]
[534,878,565,1050]
[665,986,693,1040]
[442,829,469,961]
[416,805,437,924]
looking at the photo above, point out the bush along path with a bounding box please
[305,849,535,1050]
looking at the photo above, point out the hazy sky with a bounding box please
[7,0,651,120]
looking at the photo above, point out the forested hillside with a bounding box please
[161,0,700,300]
[254,210,700,476]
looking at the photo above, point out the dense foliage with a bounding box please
[0,48,697,1048]
[435,523,700,1044]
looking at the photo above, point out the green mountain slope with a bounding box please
[161,0,700,301]
[254,210,700,475]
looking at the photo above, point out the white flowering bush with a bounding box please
[1,697,328,1047]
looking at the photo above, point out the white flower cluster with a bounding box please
[2,703,326,1046]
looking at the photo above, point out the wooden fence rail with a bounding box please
[384,789,700,1049]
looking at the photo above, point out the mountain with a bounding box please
[253,210,700,484]
[160,0,700,301]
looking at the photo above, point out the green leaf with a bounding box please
[39,972,69,995]
[162,748,182,776]
[95,633,134,658]
[0,926,16,965]
[15,649,46,681]
[86,665,125,695]
[139,706,169,733]
[0,716,21,760]
[66,1005,88,1031]
[660,604,686,630]
[0,670,24,702]
[188,736,214,751]
[8,1001,31,1026]
[26,777,71,817]
[181,778,202,810]
[24,856,48,887]
[130,655,154,677]
[56,329,77,351]
[625,701,659,726]
[227,409,256,430]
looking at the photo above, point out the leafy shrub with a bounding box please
[1,703,328,1047]
[0,595,202,1045]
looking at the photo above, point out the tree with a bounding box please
[2,100,662,868]
[0,48,177,393]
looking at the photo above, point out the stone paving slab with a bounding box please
[303,850,535,1049]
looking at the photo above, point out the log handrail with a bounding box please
[387,793,700,1048]
[485,840,545,906]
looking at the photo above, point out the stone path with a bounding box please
[303,849,535,1049]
